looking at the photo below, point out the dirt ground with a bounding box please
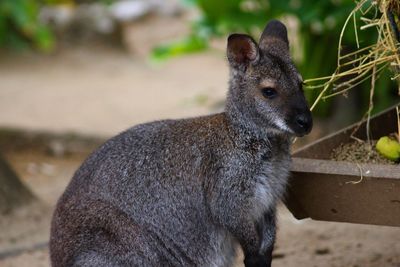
[0,19,400,267]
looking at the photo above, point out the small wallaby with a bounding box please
[50,20,312,267]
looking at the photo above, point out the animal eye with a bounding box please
[261,87,278,99]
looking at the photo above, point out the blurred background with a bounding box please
[0,0,399,266]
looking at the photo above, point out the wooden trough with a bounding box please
[286,105,400,227]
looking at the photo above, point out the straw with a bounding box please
[305,0,400,115]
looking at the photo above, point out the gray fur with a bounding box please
[50,19,312,267]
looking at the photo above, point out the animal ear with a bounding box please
[227,34,259,68]
[259,20,289,51]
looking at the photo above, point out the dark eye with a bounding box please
[261,87,278,99]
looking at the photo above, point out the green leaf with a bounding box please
[34,25,55,52]
[0,0,56,52]
[151,35,208,62]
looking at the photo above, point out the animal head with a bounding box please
[226,20,312,137]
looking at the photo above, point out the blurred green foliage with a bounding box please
[0,0,55,52]
[153,0,398,116]
[152,35,207,61]
[0,0,114,52]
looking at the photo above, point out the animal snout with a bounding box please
[292,111,312,136]
[295,114,311,130]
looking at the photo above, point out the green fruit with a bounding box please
[376,136,400,161]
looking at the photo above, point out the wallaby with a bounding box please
[50,20,312,267]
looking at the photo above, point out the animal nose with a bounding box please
[295,114,312,132]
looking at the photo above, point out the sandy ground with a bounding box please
[0,46,227,137]
[0,24,400,267]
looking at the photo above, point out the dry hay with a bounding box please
[330,139,395,164]
[303,0,400,147]
[305,0,400,111]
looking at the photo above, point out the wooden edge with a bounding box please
[291,158,400,179]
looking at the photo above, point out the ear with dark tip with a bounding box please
[259,19,289,50]
[227,34,259,68]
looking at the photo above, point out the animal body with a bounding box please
[50,20,312,267]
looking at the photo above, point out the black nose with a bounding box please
[295,114,312,133]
